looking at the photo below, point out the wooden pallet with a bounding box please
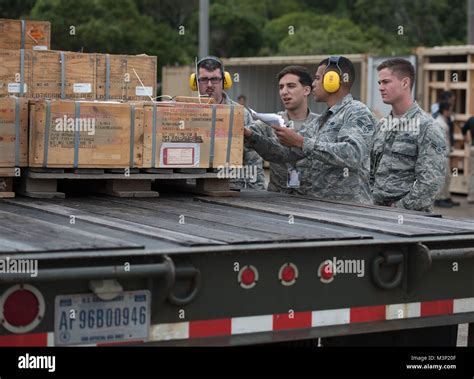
[17,168,236,198]
[0,168,17,198]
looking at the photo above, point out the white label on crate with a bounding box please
[160,143,200,167]
[8,83,27,93]
[136,86,153,97]
[33,45,48,51]
[93,153,122,161]
[73,83,92,94]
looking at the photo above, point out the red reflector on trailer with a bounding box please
[238,265,258,289]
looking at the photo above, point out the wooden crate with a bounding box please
[142,101,244,169]
[29,100,144,168]
[96,53,157,101]
[30,50,97,100]
[0,97,29,167]
[0,19,51,50]
[0,49,32,97]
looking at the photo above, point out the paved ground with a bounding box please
[434,195,474,220]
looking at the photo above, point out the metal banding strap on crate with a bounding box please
[20,20,26,50]
[209,105,217,167]
[226,104,234,164]
[43,100,51,168]
[129,104,135,169]
[105,54,110,100]
[152,103,157,167]
[20,49,25,97]
[74,102,81,168]
[14,97,21,167]
[60,52,65,99]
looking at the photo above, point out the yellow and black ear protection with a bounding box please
[189,56,233,91]
[322,56,342,93]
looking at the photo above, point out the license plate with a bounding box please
[54,290,150,346]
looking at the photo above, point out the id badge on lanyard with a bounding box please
[287,167,301,188]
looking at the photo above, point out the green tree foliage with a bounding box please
[351,0,467,47]
[2,0,469,60]
[269,12,411,56]
[30,0,192,67]
[0,0,36,19]
[193,1,264,57]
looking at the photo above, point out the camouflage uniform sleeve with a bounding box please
[394,122,447,211]
[242,109,266,189]
[302,108,375,169]
[369,123,383,187]
[246,125,305,163]
[243,107,253,127]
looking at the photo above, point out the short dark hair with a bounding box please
[237,94,246,101]
[439,101,451,114]
[318,56,355,89]
[277,65,313,90]
[377,58,415,90]
[198,57,223,74]
[439,91,454,102]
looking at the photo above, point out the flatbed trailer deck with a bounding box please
[0,191,473,346]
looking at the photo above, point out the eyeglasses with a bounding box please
[198,77,223,84]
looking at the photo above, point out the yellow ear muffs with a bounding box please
[190,71,233,91]
[323,70,341,93]
[223,71,233,90]
[189,73,198,91]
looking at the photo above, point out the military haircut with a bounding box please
[318,56,355,89]
[276,65,313,90]
[377,58,415,90]
[198,57,223,73]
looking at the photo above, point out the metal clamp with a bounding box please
[371,252,404,290]
[166,258,201,306]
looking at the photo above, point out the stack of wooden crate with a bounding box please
[417,45,474,194]
[0,18,244,198]
[0,49,158,100]
[0,19,44,197]
[28,100,244,169]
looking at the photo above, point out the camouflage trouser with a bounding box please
[230,147,266,190]
[436,157,451,200]
[468,147,474,203]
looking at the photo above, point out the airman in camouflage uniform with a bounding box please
[193,56,265,190]
[249,110,319,195]
[370,103,447,212]
[370,59,446,212]
[246,57,376,204]
[247,66,319,195]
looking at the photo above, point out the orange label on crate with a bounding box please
[27,27,44,41]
